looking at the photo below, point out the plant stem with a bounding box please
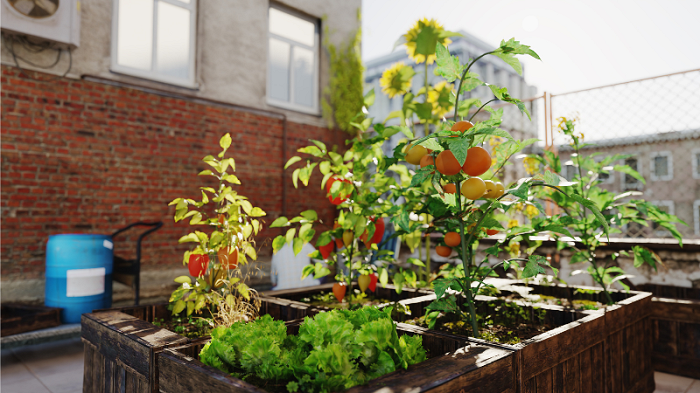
[468,99,497,123]
[424,64,431,135]
[453,52,494,122]
[457,180,479,338]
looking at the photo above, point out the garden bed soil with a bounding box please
[157,322,516,393]
[83,298,304,393]
[392,283,655,393]
[1,304,61,336]
[260,283,430,320]
[637,283,700,379]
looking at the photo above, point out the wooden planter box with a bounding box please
[82,298,303,393]
[1,304,61,336]
[637,283,700,379]
[260,283,431,320]
[392,283,654,393]
[158,322,516,393]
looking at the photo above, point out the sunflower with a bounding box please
[426,81,454,118]
[403,18,457,64]
[380,62,415,98]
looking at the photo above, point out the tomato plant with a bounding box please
[168,134,265,318]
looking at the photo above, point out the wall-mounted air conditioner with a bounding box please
[1,0,80,48]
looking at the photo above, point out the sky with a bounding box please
[362,0,700,95]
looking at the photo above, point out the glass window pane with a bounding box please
[654,156,668,177]
[292,46,314,108]
[117,0,154,70]
[269,38,290,102]
[269,8,315,47]
[156,2,191,80]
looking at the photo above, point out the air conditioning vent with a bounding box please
[1,0,80,48]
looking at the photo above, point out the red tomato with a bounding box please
[188,254,209,277]
[326,177,352,205]
[319,242,334,259]
[368,273,378,292]
[486,229,499,236]
[332,282,346,302]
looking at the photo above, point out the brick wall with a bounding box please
[1,66,346,281]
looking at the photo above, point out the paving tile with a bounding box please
[35,369,83,393]
[686,380,700,393]
[1,376,52,393]
[654,371,696,393]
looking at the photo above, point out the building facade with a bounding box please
[1,0,361,302]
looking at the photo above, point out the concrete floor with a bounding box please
[1,337,699,393]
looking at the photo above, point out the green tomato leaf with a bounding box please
[272,235,286,253]
[434,42,462,82]
[270,217,289,228]
[292,237,304,256]
[284,156,302,170]
[219,133,232,150]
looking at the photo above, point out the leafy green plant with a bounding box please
[321,9,364,134]
[525,117,686,303]
[200,307,426,393]
[167,134,265,319]
[272,91,423,295]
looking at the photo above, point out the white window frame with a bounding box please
[694,200,700,236]
[692,148,700,180]
[649,151,673,181]
[110,0,198,88]
[266,4,320,115]
[620,154,643,191]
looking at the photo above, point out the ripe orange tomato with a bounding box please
[405,144,428,165]
[419,154,435,171]
[218,247,239,270]
[443,183,457,194]
[332,282,346,302]
[450,120,474,136]
[444,232,461,247]
[188,254,209,277]
[462,146,491,176]
[436,245,452,257]
[436,150,462,176]
[461,177,486,200]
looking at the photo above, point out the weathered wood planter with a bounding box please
[1,303,61,336]
[392,283,654,393]
[260,283,431,320]
[637,283,700,379]
[82,298,305,393]
[158,322,516,393]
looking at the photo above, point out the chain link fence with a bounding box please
[544,69,700,240]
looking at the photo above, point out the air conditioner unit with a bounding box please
[1,0,80,48]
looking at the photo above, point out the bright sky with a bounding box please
[362,0,700,95]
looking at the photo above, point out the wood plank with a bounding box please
[652,352,700,380]
[590,343,605,393]
[608,330,622,393]
[535,368,553,392]
[650,298,700,323]
[1,304,62,336]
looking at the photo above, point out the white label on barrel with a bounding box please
[103,239,113,250]
[66,268,105,297]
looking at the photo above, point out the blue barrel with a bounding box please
[45,234,113,323]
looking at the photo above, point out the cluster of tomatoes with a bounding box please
[405,121,505,201]
[187,215,239,278]
[405,121,506,258]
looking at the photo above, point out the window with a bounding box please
[650,151,673,181]
[695,200,700,236]
[267,5,319,114]
[621,156,642,190]
[693,149,700,179]
[111,0,197,88]
[562,160,577,181]
[594,156,614,184]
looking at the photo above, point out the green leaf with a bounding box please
[418,138,443,152]
[249,207,266,217]
[406,258,425,267]
[272,235,286,253]
[434,43,462,82]
[446,137,470,166]
[364,88,376,107]
[284,156,301,169]
[310,139,326,153]
[613,165,646,185]
[314,263,331,279]
[237,283,250,300]
[410,166,434,188]
[270,217,289,228]
[219,133,232,149]
[174,276,191,284]
[432,278,453,300]
[198,169,214,176]
[172,299,186,315]
[301,264,315,280]
[285,228,296,245]
[293,238,304,256]
[298,146,324,157]
[300,210,318,221]
[319,161,331,175]
[522,255,546,278]
[569,193,610,239]
[292,168,300,188]
[316,231,333,247]
[492,51,524,75]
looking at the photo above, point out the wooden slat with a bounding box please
[1,304,62,336]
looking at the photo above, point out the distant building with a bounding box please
[557,129,700,239]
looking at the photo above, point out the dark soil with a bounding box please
[152,315,213,339]
[300,289,411,316]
